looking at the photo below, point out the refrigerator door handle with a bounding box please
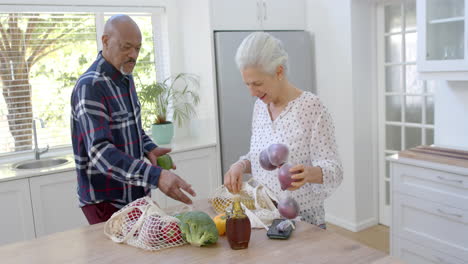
[263,1,267,20]
[257,1,262,22]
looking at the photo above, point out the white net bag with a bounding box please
[104,196,187,251]
[209,178,280,230]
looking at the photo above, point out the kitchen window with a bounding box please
[0,9,167,155]
[377,0,435,225]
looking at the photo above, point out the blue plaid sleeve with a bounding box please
[73,81,162,188]
[142,130,157,154]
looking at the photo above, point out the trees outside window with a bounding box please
[0,12,160,154]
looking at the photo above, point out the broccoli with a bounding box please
[175,211,219,247]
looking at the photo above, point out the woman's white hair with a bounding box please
[235,32,289,76]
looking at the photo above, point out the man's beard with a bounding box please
[120,65,132,76]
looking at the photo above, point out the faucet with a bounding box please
[32,118,49,160]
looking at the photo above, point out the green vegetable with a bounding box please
[174,211,219,247]
[157,154,173,170]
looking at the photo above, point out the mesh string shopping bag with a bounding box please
[104,196,186,251]
[209,178,281,229]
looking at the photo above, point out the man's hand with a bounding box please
[158,170,196,204]
[146,147,176,169]
[288,165,323,191]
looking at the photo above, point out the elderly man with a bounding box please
[70,15,196,225]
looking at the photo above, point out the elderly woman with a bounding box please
[223,32,343,228]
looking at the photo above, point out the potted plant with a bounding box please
[138,73,200,144]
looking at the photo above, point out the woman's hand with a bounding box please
[224,161,246,194]
[287,164,323,191]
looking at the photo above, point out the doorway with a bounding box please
[376,0,435,225]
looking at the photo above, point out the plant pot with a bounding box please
[151,122,174,145]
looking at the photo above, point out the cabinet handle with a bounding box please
[437,175,463,184]
[257,1,261,21]
[437,208,463,218]
[263,1,267,20]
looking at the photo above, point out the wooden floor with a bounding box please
[327,223,389,254]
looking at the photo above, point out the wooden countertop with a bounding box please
[0,200,402,264]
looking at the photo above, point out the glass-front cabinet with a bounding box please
[417,0,468,79]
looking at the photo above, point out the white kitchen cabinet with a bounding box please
[392,236,467,264]
[151,146,219,208]
[211,0,306,30]
[29,171,88,237]
[211,0,262,30]
[0,179,35,246]
[0,142,218,245]
[389,157,468,262]
[417,0,468,80]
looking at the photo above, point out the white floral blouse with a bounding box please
[240,91,343,225]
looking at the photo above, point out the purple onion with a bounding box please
[278,196,300,219]
[267,144,289,167]
[278,163,298,190]
[259,149,276,171]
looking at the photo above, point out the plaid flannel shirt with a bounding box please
[71,52,162,208]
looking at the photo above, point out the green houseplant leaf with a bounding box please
[138,73,200,127]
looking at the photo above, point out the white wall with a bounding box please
[351,0,379,228]
[177,0,217,141]
[306,0,378,231]
[435,81,468,150]
[306,0,356,229]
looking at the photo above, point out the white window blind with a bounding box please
[0,11,165,155]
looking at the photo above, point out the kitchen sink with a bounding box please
[13,158,71,170]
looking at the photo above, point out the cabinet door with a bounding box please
[165,147,219,208]
[0,179,35,245]
[262,0,306,30]
[211,0,262,30]
[417,0,468,75]
[392,193,468,260]
[392,163,468,211]
[30,171,88,237]
[392,236,466,264]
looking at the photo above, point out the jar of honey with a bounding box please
[226,195,251,250]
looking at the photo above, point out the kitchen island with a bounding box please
[0,199,402,264]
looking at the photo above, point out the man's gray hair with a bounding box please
[235,32,289,76]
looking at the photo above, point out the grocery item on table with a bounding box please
[213,213,227,236]
[174,211,219,247]
[210,189,256,214]
[104,197,186,251]
[226,195,251,250]
[209,179,280,229]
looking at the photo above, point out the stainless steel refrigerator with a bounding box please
[214,31,315,177]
